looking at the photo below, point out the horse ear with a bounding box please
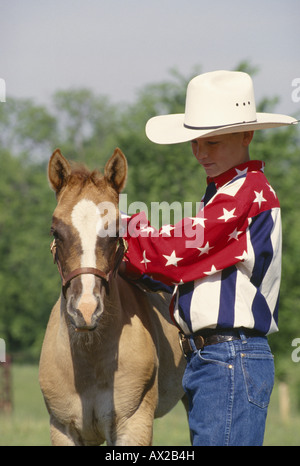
[104,148,128,193]
[48,149,71,194]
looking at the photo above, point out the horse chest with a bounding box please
[54,383,115,445]
[80,388,115,440]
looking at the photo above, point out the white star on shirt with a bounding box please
[235,250,248,261]
[218,208,236,222]
[235,167,248,177]
[140,250,151,269]
[172,279,185,285]
[189,216,207,228]
[228,228,242,242]
[140,225,156,235]
[203,265,220,276]
[160,224,175,236]
[253,190,267,209]
[197,241,214,255]
[266,184,276,197]
[163,250,183,267]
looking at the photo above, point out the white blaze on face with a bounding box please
[71,199,102,267]
[71,199,102,317]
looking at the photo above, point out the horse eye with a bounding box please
[50,227,60,240]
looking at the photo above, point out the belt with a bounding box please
[178,328,264,358]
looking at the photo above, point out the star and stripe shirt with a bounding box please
[122,160,282,336]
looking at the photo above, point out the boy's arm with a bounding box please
[122,174,280,285]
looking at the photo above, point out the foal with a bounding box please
[39,148,186,446]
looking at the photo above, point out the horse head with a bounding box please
[48,148,127,332]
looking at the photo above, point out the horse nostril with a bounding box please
[66,294,103,331]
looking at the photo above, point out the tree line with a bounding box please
[0,64,299,378]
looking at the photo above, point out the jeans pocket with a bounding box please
[241,352,274,409]
[197,347,230,368]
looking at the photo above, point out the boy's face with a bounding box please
[191,131,254,177]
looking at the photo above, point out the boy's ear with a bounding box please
[242,131,254,147]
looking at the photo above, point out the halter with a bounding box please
[50,236,128,298]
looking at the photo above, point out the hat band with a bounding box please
[184,119,257,130]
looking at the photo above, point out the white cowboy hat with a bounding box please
[145,70,298,144]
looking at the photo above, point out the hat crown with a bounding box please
[184,70,257,129]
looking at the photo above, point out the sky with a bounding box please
[1,0,299,116]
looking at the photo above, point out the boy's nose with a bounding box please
[195,143,208,160]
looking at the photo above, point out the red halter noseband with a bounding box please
[50,237,127,298]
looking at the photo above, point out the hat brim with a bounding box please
[145,113,298,145]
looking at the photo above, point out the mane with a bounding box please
[67,162,105,190]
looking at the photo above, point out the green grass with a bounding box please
[0,364,299,446]
[0,364,51,446]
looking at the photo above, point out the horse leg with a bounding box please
[50,416,84,446]
[181,393,193,445]
[111,403,155,446]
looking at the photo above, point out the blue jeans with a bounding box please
[182,330,274,446]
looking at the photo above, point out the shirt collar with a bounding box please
[207,160,265,189]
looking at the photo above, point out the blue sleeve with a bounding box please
[138,274,174,294]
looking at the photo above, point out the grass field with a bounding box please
[0,364,299,446]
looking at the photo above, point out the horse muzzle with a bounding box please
[66,285,104,332]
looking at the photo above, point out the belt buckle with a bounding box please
[178,332,191,358]
[195,334,205,351]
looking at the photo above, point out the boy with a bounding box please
[120,71,298,445]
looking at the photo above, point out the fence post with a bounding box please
[0,355,13,413]
[278,381,290,424]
